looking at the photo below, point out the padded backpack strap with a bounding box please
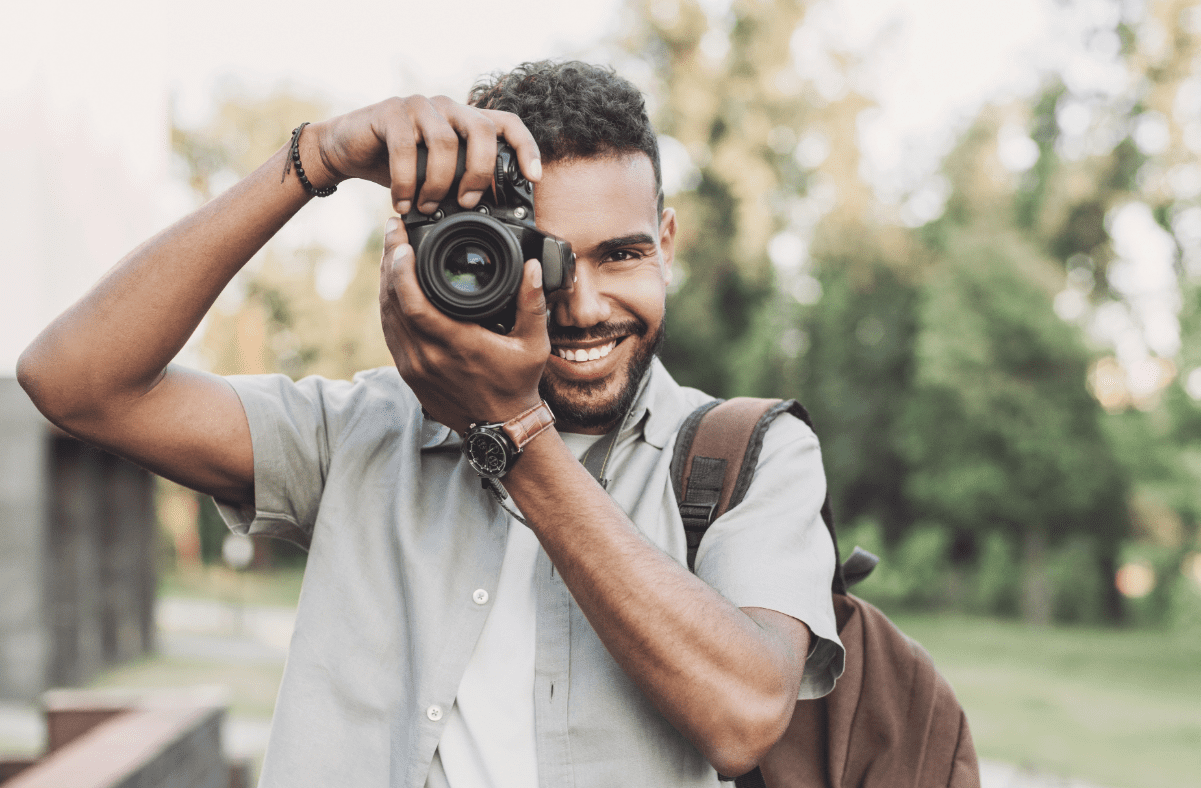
[671,398,780,571]
[672,398,849,591]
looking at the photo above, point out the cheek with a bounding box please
[605,270,666,324]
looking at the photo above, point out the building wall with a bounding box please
[0,379,156,699]
[0,380,51,698]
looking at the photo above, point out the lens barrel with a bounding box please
[413,213,525,324]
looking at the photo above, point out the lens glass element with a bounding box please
[443,243,496,293]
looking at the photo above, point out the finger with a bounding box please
[413,96,463,214]
[442,105,499,208]
[379,99,421,215]
[508,259,550,342]
[480,109,542,182]
[381,215,409,260]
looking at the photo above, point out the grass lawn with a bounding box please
[888,609,1201,788]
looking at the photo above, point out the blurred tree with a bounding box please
[900,226,1129,623]
[172,85,394,382]
[628,0,925,542]
[629,0,829,397]
[626,0,1163,624]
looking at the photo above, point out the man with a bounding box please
[18,61,842,786]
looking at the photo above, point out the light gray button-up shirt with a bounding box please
[217,358,843,787]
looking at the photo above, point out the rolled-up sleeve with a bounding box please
[214,373,346,549]
[693,414,845,698]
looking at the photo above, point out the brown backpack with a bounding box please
[672,398,981,788]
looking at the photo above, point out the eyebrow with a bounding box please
[591,233,657,256]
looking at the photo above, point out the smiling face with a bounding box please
[534,152,676,434]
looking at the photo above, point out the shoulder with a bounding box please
[226,367,421,442]
[760,405,821,457]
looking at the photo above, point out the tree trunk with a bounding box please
[1021,530,1052,626]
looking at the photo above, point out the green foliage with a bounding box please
[1013,84,1062,230]
[1047,537,1107,625]
[842,519,950,609]
[973,531,1021,617]
[899,229,1127,552]
[791,260,919,541]
[196,496,229,565]
[1120,542,1193,627]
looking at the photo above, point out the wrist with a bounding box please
[297,121,342,193]
[461,400,556,479]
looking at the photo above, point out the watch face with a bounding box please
[465,430,511,478]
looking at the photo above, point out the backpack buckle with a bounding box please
[680,500,718,529]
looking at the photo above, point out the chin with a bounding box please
[541,321,664,432]
[540,375,629,432]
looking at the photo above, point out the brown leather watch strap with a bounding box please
[502,401,556,451]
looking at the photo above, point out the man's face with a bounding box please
[533,153,676,434]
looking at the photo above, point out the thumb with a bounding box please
[509,258,548,340]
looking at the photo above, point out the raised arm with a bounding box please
[17,96,541,505]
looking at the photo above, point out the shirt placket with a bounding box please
[533,546,575,788]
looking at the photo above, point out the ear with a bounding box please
[659,207,678,285]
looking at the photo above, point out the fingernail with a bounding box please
[385,217,400,234]
[529,158,542,181]
[397,200,411,215]
[531,262,542,290]
[393,244,412,263]
[420,201,440,215]
[461,190,483,208]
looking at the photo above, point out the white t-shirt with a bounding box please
[435,432,602,788]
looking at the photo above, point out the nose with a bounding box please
[551,262,610,329]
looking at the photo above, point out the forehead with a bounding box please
[533,153,660,244]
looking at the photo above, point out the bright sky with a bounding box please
[1,0,1120,374]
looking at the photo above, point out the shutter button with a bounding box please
[426,705,443,721]
[473,589,489,605]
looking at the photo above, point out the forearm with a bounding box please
[19,137,321,426]
[504,431,806,776]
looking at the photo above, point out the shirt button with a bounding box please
[472,589,489,605]
[426,705,443,721]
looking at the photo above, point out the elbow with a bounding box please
[17,340,95,431]
[700,691,795,779]
[16,344,52,414]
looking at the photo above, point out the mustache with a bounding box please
[548,319,648,343]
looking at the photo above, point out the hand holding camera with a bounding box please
[303,95,543,216]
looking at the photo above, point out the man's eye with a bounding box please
[607,250,643,263]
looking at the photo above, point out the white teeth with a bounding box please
[556,340,617,362]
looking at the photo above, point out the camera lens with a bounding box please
[413,213,524,326]
[443,243,496,294]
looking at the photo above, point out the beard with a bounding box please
[539,318,665,432]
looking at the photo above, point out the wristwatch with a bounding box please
[461,401,556,479]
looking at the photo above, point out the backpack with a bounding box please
[672,397,981,788]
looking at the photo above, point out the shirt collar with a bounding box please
[638,357,689,449]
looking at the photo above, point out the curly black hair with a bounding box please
[468,61,662,211]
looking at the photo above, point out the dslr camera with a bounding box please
[403,142,575,334]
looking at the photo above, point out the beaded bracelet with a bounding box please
[283,122,337,197]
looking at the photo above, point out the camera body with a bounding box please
[403,142,574,334]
